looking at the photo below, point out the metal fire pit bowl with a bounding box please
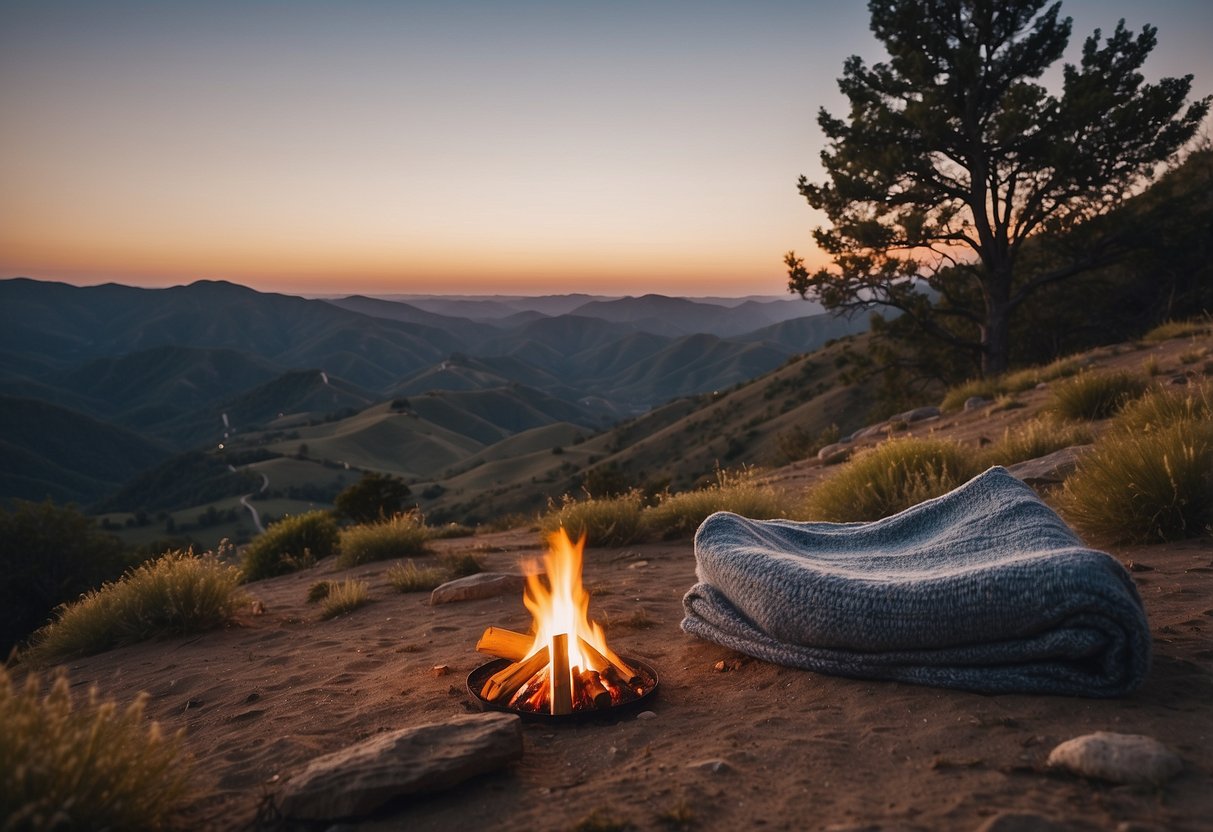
[467,656,659,723]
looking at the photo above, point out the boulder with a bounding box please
[1046,731,1183,785]
[278,712,523,820]
[817,442,854,465]
[893,406,941,423]
[963,396,991,412]
[430,572,527,605]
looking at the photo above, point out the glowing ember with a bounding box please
[474,529,651,716]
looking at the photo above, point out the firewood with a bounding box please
[476,626,532,661]
[578,636,640,685]
[550,633,573,716]
[580,669,612,709]
[482,646,549,702]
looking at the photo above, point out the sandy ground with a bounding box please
[46,525,1213,832]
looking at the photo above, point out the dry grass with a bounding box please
[318,579,369,620]
[540,491,647,547]
[1144,318,1213,342]
[26,549,247,663]
[805,438,983,522]
[979,417,1094,467]
[1048,370,1147,421]
[386,561,447,593]
[0,666,194,831]
[336,512,430,568]
[641,468,798,540]
[241,511,338,582]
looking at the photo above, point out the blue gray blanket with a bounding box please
[681,467,1150,697]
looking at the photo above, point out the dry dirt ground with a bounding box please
[38,334,1213,831]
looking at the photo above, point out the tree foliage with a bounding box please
[0,501,131,656]
[334,471,412,524]
[788,0,1209,375]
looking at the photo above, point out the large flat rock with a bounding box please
[430,572,527,605]
[279,711,523,820]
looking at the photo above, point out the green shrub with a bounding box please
[428,522,476,540]
[241,511,338,582]
[27,550,247,663]
[319,579,369,620]
[1059,420,1213,542]
[336,512,430,568]
[539,491,646,547]
[386,561,447,593]
[1048,371,1147,421]
[642,468,798,539]
[0,666,193,831]
[980,417,1094,467]
[805,438,983,522]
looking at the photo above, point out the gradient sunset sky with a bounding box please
[2,1,1210,297]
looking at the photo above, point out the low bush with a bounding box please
[26,549,247,663]
[386,561,447,593]
[980,417,1094,468]
[1060,384,1213,542]
[805,438,983,522]
[642,468,798,540]
[319,579,369,620]
[306,581,331,603]
[241,511,338,582]
[428,522,476,540]
[438,551,485,578]
[336,512,429,568]
[1049,371,1147,421]
[939,357,1082,412]
[1143,318,1212,342]
[539,491,646,547]
[0,666,194,830]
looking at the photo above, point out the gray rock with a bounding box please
[430,572,526,605]
[817,442,854,465]
[851,422,889,440]
[279,712,523,820]
[1046,731,1183,785]
[894,406,941,423]
[687,758,733,774]
[964,396,992,411]
[1006,445,1092,485]
[976,813,1073,832]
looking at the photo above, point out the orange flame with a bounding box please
[520,529,627,709]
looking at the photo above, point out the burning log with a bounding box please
[579,669,612,709]
[578,636,641,686]
[476,626,531,661]
[549,634,572,716]
[481,647,549,703]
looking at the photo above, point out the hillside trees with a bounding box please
[786,0,1209,376]
[334,471,412,523]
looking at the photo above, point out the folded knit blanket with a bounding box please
[681,467,1150,697]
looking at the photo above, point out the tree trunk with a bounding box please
[981,266,1013,377]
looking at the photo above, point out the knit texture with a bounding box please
[681,467,1150,697]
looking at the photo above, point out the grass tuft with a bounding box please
[540,491,646,547]
[318,579,369,620]
[979,417,1094,467]
[0,666,194,831]
[27,549,247,663]
[1143,318,1213,342]
[1059,383,1213,542]
[805,438,983,522]
[1048,371,1147,421]
[336,511,430,568]
[386,561,447,593]
[642,467,798,540]
[438,551,485,578]
[306,581,331,603]
[241,511,338,582]
[385,562,448,596]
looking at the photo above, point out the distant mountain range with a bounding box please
[0,277,867,510]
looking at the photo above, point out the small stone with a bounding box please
[817,442,853,465]
[278,712,523,821]
[251,600,266,615]
[636,710,657,720]
[963,396,991,411]
[713,660,728,672]
[1006,445,1092,485]
[977,813,1072,832]
[894,405,941,423]
[430,572,527,605]
[430,665,449,677]
[1046,731,1183,785]
[628,560,649,569]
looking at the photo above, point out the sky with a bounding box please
[1,1,1210,297]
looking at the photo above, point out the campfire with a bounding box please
[469,529,657,717]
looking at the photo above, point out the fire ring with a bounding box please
[467,656,659,723]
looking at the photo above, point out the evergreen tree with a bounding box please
[787,0,1209,375]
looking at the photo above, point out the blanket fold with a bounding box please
[681,467,1150,697]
